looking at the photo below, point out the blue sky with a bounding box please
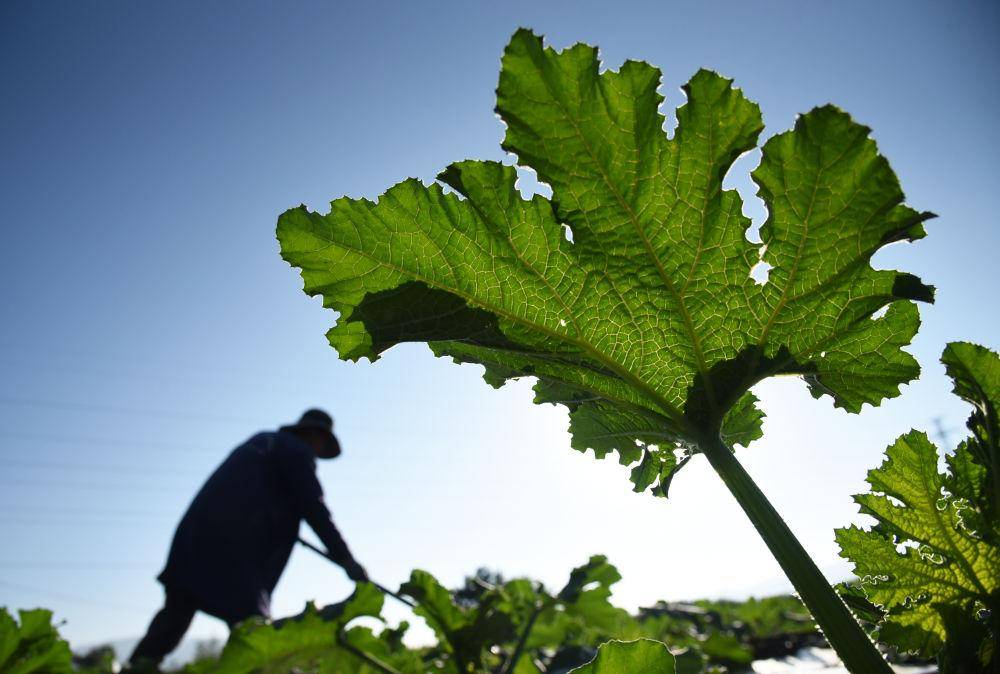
[2,0,998,647]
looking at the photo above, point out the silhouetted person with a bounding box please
[129,409,367,668]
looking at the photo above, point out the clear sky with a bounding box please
[2,0,998,648]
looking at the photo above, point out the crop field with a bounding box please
[0,560,939,673]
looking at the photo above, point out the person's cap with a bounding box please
[294,408,334,433]
[287,408,341,459]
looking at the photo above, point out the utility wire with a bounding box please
[0,478,190,493]
[0,579,148,613]
[0,430,211,453]
[0,457,205,477]
[0,513,179,524]
[0,360,240,387]
[0,505,177,516]
[0,357,337,396]
[0,395,257,424]
[0,345,286,379]
[0,518,174,526]
[0,562,153,570]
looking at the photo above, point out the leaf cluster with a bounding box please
[170,558,823,674]
[837,342,1000,673]
[7,562,847,674]
[0,608,74,674]
[181,583,404,674]
[635,595,818,669]
[397,555,635,673]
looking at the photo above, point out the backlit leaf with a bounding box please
[569,639,675,674]
[837,343,1000,671]
[184,583,385,674]
[278,29,931,494]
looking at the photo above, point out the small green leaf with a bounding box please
[556,556,634,637]
[569,639,675,673]
[399,570,468,640]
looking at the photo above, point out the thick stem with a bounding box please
[700,435,892,674]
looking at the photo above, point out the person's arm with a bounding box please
[275,442,367,581]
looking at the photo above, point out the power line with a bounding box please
[0,518,174,527]
[0,478,191,493]
[0,395,257,424]
[0,359,241,387]
[0,430,212,453]
[0,345,284,379]
[0,457,205,478]
[0,505,177,516]
[0,579,148,613]
[0,356,337,397]
[0,562,153,570]
[0,517,174,526]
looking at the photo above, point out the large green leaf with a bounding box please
[184,584,386,674]
[569,639,675,673]
[837,343,1000,671]
[0,608,74,674]
[278,29,931,494]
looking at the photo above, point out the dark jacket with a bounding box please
[158,430,354,623]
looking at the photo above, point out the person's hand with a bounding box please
[345,559,369,583]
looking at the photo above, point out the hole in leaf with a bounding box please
[750,260,772,285]
[562,224,575,243]
[514,166,552,199]
[660,85,682,139]
[885,494,905,508]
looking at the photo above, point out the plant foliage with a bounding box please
[398,555,635,673]
[837,342,1000,672]
[183,583,396,674]
[278,28,932,495]
[277,28,931,671]
[0,608,73,674]
[636,595,817,668]
[163,557,828,673]
[568,639,675,674]
[7,566,903,673]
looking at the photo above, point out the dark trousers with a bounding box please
[130,587,198,666]
[130,587,259,666]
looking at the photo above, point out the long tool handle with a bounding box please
[296,536,416,608]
